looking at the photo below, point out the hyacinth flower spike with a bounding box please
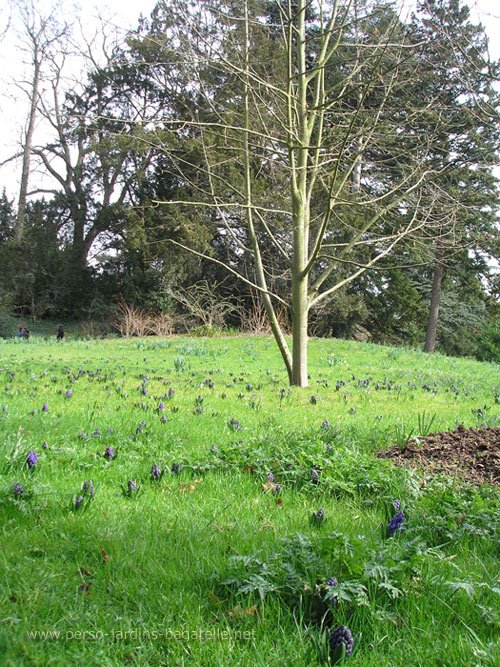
[103,446,115,460]
[121,480,142,498]
[150,463,162,481]
[73,480,95,512]
[26,450,38,469]
[323,576,339,605]
[386,512,405,537]
[329,625,355,664]
[381,499,406,539]
[82,481,94,499]
[310,508,327,527]
[13,482,24,497]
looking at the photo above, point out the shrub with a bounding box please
[0,311,21,338]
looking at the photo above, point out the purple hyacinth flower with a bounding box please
[229,417,241,431]
[104,446,115,460]
[267,472,275,482]
[168,388,174,398]
[160,415,167,423]
[392,499,401,512]
[12,482,24,496]
[82,480,94,498]
[210,445,218,453]
[387,511,405,537]
[322,419,330,429]
[311,469,319,482]
[26,450,38,469]
[42,403,48,412]
[65,390,73,398]
[316,508,325,518]
[171,463,180,474]
[2,406,7,412]
[158,402,164,412]
[75,495,84,510]
[329,625,354,661]
[325,576,338,587]
[273,484,282,495]
[310,395,317,404]
[42,441,48,449]
[151,464,161,480]
[127,480,136,493]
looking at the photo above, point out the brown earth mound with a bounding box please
[377,425,500,486]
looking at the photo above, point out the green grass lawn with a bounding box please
[0,336,499,666]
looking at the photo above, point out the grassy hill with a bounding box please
[0,336,499,665]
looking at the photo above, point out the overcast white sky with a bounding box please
[0,0,499,200]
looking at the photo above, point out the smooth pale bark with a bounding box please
[15,47,40,243]
[424,251,444,353]
[289,0,310,387]
[291,269,309,386]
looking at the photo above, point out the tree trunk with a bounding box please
[424,252,444,353]
[15,50,41,243]
[290,0,310,387]
[291,272,309,386]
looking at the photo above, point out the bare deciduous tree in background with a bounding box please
[12,0,70,243]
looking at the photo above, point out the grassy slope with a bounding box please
[0,336,499,666]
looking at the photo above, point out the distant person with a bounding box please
[22,328,30,340]
[56,324,64,341]
[16,326,24,339]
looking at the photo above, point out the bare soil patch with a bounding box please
[377,425,500,486]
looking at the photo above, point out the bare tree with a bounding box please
[11,0,70,243]
[26,23,162,302]
[138,0,469,385]
[0,1,13,42]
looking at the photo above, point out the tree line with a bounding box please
[1,0,499,377]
